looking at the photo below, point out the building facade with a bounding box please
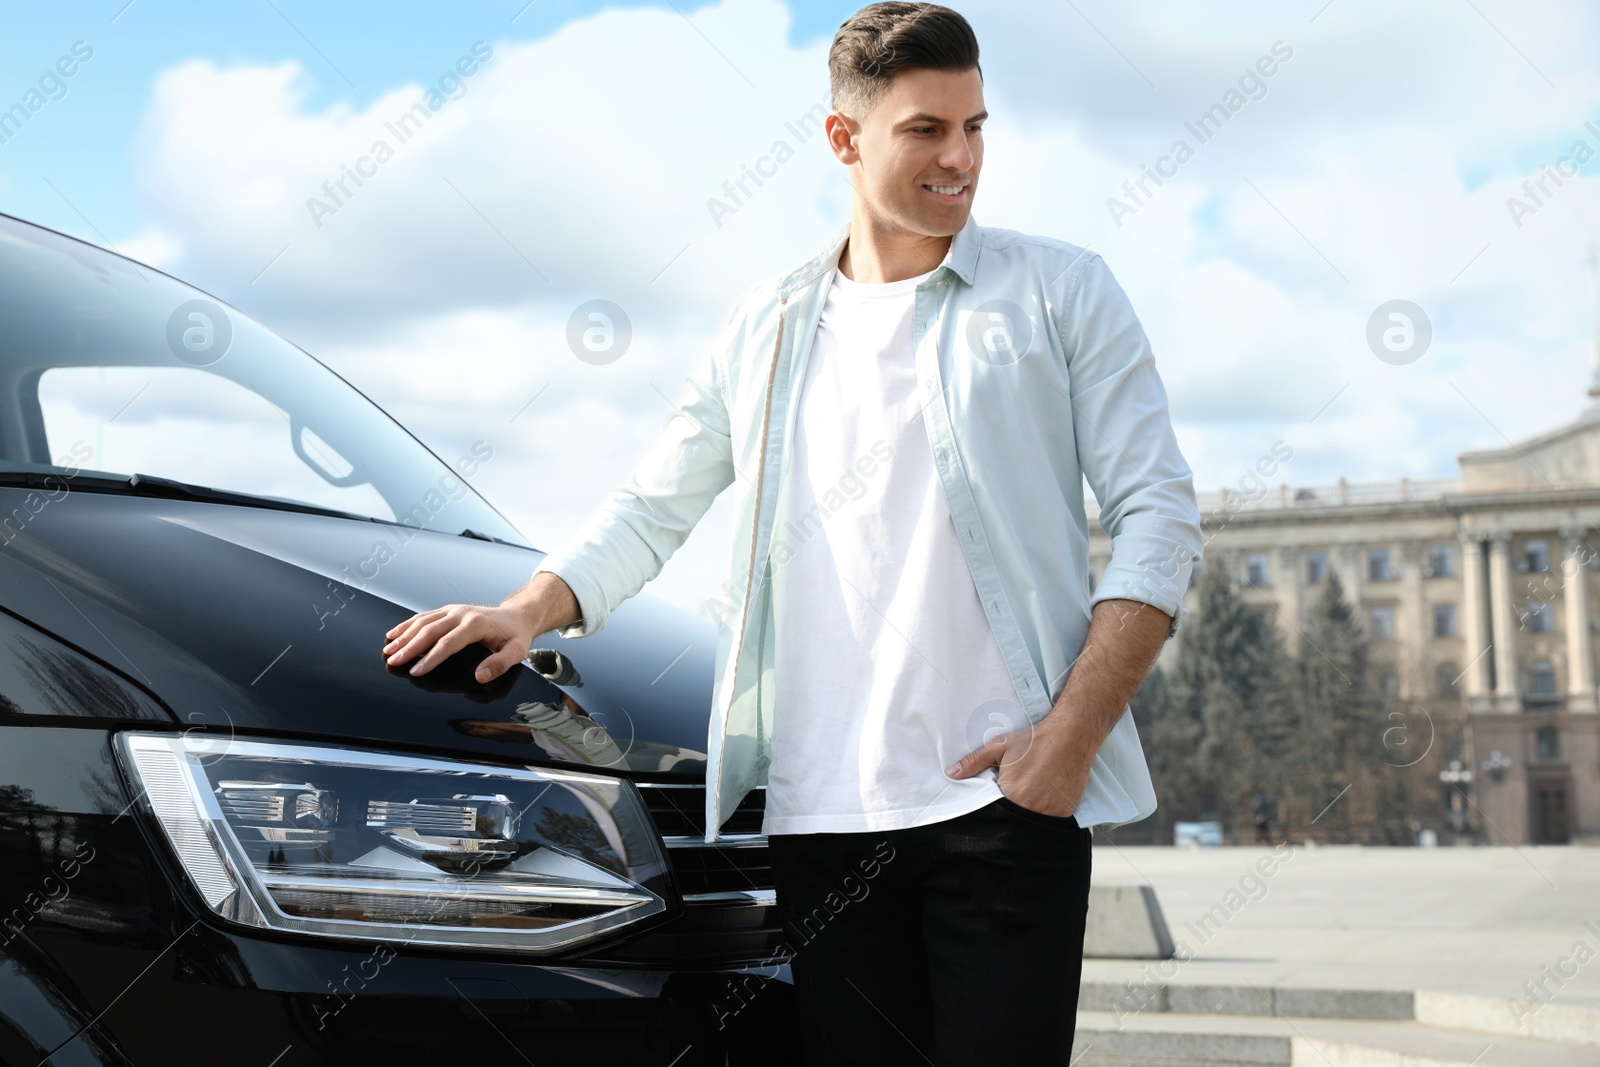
[1089,409,1600,846]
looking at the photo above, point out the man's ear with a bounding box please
[827,111,861,165]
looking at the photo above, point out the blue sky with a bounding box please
[3,0,1598,616]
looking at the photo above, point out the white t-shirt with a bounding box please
[761,263,1022,835]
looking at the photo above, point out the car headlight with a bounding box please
[116,732,671,952]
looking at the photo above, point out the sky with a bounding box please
[2,0,1598,620]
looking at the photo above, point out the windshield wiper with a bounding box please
[0,469,526,544]
[125,473,377,521]
[0,468,378,524]
[459,527,515,545]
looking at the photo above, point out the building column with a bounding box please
[1459,530,1491,711]
[1562,525,1597,713]
[1399,539,1426,700]
[1488,530,1520,713]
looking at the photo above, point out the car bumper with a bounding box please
[46,920,801,1066]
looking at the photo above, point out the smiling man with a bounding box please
[382,3,1202,1062]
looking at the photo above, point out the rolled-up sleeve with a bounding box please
[1059,252,1203,636]
[533,302,741,638]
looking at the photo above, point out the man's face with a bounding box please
[835,66,985,237]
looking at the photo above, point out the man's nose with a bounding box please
[938,132,974,173]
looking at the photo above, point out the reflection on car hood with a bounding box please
[0,488,714,777]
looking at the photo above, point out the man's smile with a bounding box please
[922,181,968,202]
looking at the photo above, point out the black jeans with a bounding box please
[766,795,1093,1065]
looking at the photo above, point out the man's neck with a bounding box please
[837,214,952,284]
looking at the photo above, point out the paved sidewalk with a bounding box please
[1085,843,1600,1008]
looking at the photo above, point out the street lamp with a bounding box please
[1439,759,1473,834]
[1481,749,1512,783]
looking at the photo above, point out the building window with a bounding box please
[1368,547,1396,581]
[1536,726,1561,761]
[1306,551,1327,584]
[1378,665,1399,699]
[1369,605,1396,639]
[1428,543,1455,578]
[1523,539,1550,573]
[1246,553,1270,587]
[1436,662,1460,698]
[1433,604,1457,637]
[1527,601,1553,634]
[1529,660,1557,695]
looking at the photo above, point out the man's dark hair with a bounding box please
[829,3,982,122]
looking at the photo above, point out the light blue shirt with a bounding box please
[536,212,1204,840]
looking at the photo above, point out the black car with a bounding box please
[0,212,797,1065]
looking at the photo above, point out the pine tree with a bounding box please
[1131,665,1199,842]
[1164,560,1289,841]
[1285,570,1384,840]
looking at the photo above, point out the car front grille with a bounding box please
[634,782,770,900]
[587,782,781,965]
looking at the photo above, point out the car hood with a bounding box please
[0,487,715,777]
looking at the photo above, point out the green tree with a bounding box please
[1131,664,1199,842]
[1283,570,1385,840]
[1160,561,1290,841]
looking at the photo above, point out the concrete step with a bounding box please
[1071,1010,1598,1066]
[1081,980,1414,1021]
[1416,989,1600,1047]
[1079,979,1600,1048]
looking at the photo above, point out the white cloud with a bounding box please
[131,2,845,341]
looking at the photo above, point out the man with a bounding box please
[382,3,1202,1062]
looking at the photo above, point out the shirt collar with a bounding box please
[776,211,980,298]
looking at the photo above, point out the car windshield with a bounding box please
[0,214,527,545]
